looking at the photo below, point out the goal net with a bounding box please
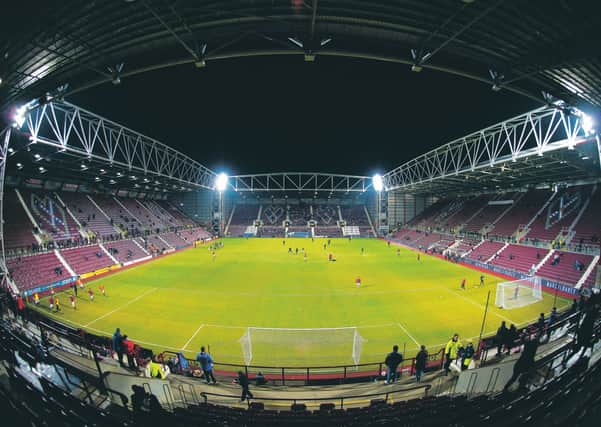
[495,276,543,309]
[238,327,366,366]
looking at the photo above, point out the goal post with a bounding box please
[238,327,366,366]
[495,276,543,309]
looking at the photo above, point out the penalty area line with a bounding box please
[443,288,516,324]
[181,323,205,350]
[395,322,421,348]
[84,288,158,328]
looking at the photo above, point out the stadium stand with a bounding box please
[103,239,149,264]
[91,195,142,236]
[6,252,67,291]
[489,189,551,239]
[227,204,260,236]
[159,231,189,248]
[465,241,506,262]
[571,186,601,248]
[536,250,596,286]
[462,193,519,235]
[2,190,37,252]
[524,187,585,243]
[60,192,119,238]
[60,245,115,274]
[443,195,490,231]
[22,190,80,243]
[261,205,285,226]
[287,204,311,225]
[140,199,183,229]
[156,200,198,227]
[489,244,549,275]
[340,205,370,226]
[117,197,166,232]
[178,227,211,243]
[313,205,338,226]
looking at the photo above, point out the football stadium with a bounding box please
[1,2,601,426]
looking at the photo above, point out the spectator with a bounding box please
[384,345,404,384]
[112,328,125,367]
[461,341,475,371]
[444,333,461,375]
[503,338,539,392]
[505,324,518,355]
[196,346,217,384]
[537,313,545,337]
[122,335,136,369]
[495,321,508,355]
[255,372,267,386]
[237,371,254,402]
[415,345,428,382]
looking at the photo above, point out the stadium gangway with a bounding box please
[159,349,445,386]
[195,383,432,410]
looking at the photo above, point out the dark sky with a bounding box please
[70,55,539,176]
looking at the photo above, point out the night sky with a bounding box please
[70,55,539,176]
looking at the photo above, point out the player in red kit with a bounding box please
[70,294,76,309]
[88,288,94,301]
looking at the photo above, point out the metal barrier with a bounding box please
[159,349,445,386]
[198,383,432,409]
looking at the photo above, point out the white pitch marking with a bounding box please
[395,322,421,348]
[182,323,205,350]
[443,288,516,324]
[84,288,158,327]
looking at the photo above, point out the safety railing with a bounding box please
[196,383,432,409]
[159,349,445,386]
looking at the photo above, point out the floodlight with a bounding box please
[581,113,595,135]
[12,104,28,128]
[372,174,384,192]
[215,172,228,192]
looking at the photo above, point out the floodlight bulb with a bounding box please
[581,113,594,135]
[215,172,228,192]
[373,174,384,192]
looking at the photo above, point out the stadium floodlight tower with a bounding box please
[215,173,228,236]
[373,174,384,235]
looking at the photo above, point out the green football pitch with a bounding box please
[37,238,569,367]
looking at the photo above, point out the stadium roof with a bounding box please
[1,0,601,116]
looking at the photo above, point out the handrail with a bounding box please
[198,383,432,409]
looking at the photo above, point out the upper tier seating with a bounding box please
[3,190,36,250]
[287,204,311,225]
[116,197,166,232]
[141,200,183,228]
[6,252,66,291]
[91,195,142,236]
[490,189,550,238]
[571,187,601,248]
[313,205,338,225]
[443,195,490,230]
[23,190,80,242]
[61,245,114,274]
[341,205,370,226]
[489,244,549,274]
[103,239,148,264]
[156,200,197,226]
[229,203,260,226]
[466,241,505,262]
[524,187,585,242]
[536,250,595,286]
[407,199,451,228]
[462,193,518,234]
[261,205,286,225]
[60,192,117,237]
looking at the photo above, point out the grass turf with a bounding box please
[36,238,569,367]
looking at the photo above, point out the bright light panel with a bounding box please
[581,113,594,135]
[372,174,384,192]
[215,172,228,191]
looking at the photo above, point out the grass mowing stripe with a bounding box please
[84,288,158,327]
